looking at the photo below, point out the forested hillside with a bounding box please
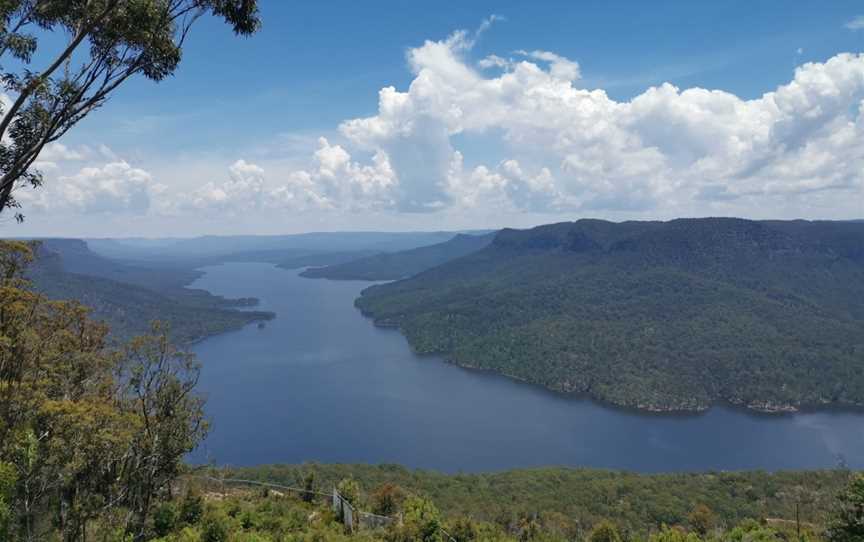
[301,232,496,280]
[227,463,850,535]
[27,239,272,343]
[356,218,864,412]
[134,465,861,542]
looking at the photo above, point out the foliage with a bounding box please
[356,218,864,412]
[688,505,717,536]
[5,460,856,542]
[154,502,179,537]
[588,520,621,542]
[137,474,864,542]
[393,495,442,542]
[0,461,15,540]
[302,470,318,503]
[725,518,782,542]
[226,463,851,537]
[27,239,273,344]
[826,474,864,542]
[0,240,208,541]
[370,483,406,516]
[0,0,261,221]
[649,525,702,542]
[201,509,231,542]
[338,477,362,507]
[180,488,205,526]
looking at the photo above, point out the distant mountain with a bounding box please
[356,218,864,413]
[85,231,482,261]
[277,250,380,271]
[28,240,272,344]
[300,232,496,281]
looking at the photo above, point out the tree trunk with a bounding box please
[0,182,13,216]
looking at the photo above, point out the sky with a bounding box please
[7,1,864,237]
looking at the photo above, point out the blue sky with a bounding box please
[10,1,864,237]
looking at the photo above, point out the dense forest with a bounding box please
[225,464,852,535]
[22,229,495,344]
[26,239,273,344]
[0,240,211,541]
[105,466,864,541]
[5,239,864,541]
[301,233,495,281]
[356,219,864,412]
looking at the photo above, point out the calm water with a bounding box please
[189,262,864,472]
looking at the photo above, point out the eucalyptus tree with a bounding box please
[0,0,261,221]
[0,241,209,541]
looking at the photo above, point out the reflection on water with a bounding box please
[189,262,864,473]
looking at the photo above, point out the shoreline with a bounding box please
[358,309,864,417]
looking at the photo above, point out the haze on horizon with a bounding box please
[5,1,864,238]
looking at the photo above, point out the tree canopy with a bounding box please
[0,0,261,221]
[0,240,208,541]
[357,218,864,412]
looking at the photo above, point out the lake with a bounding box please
[189,262,864,472]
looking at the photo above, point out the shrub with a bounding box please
[201,510,232,542]
[589,520,622,542]
[180,489,205,525]
[371,483,406,516]
[154,502,178,536]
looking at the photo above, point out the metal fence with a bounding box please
[194,475,396,533]
[330,487,396,532]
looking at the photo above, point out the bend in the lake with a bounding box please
[189,262,864,473]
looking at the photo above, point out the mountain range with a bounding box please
[300,232,495,280]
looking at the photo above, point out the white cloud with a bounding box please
[256,27,864,217]
[515,50,581,81]
[845,16,864,30]
[19,160,153,214]
[170,141,398,215]
[13,21,864,224]
[38,142,87,162]
[266,138,397,212]
[182,159,266,214]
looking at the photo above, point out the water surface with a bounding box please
[189,262,864,472]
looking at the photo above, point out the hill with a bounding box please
[27,240,273,343]
[222,463,850,538]
[85,231,474,262]
[79,464,856,542]
[356,218,864,412]
[300,232,496,280]
[277,250,380,271]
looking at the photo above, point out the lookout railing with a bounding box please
[195,475,447,536]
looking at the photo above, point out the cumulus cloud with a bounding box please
[515,50,581,81]
[17,21,864,221]
[19,160,154,214]
[183,159,266,213]
[267,138,397,211]
[247,25,864,217]
[38,142,87,162]
[169,141,398,215]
